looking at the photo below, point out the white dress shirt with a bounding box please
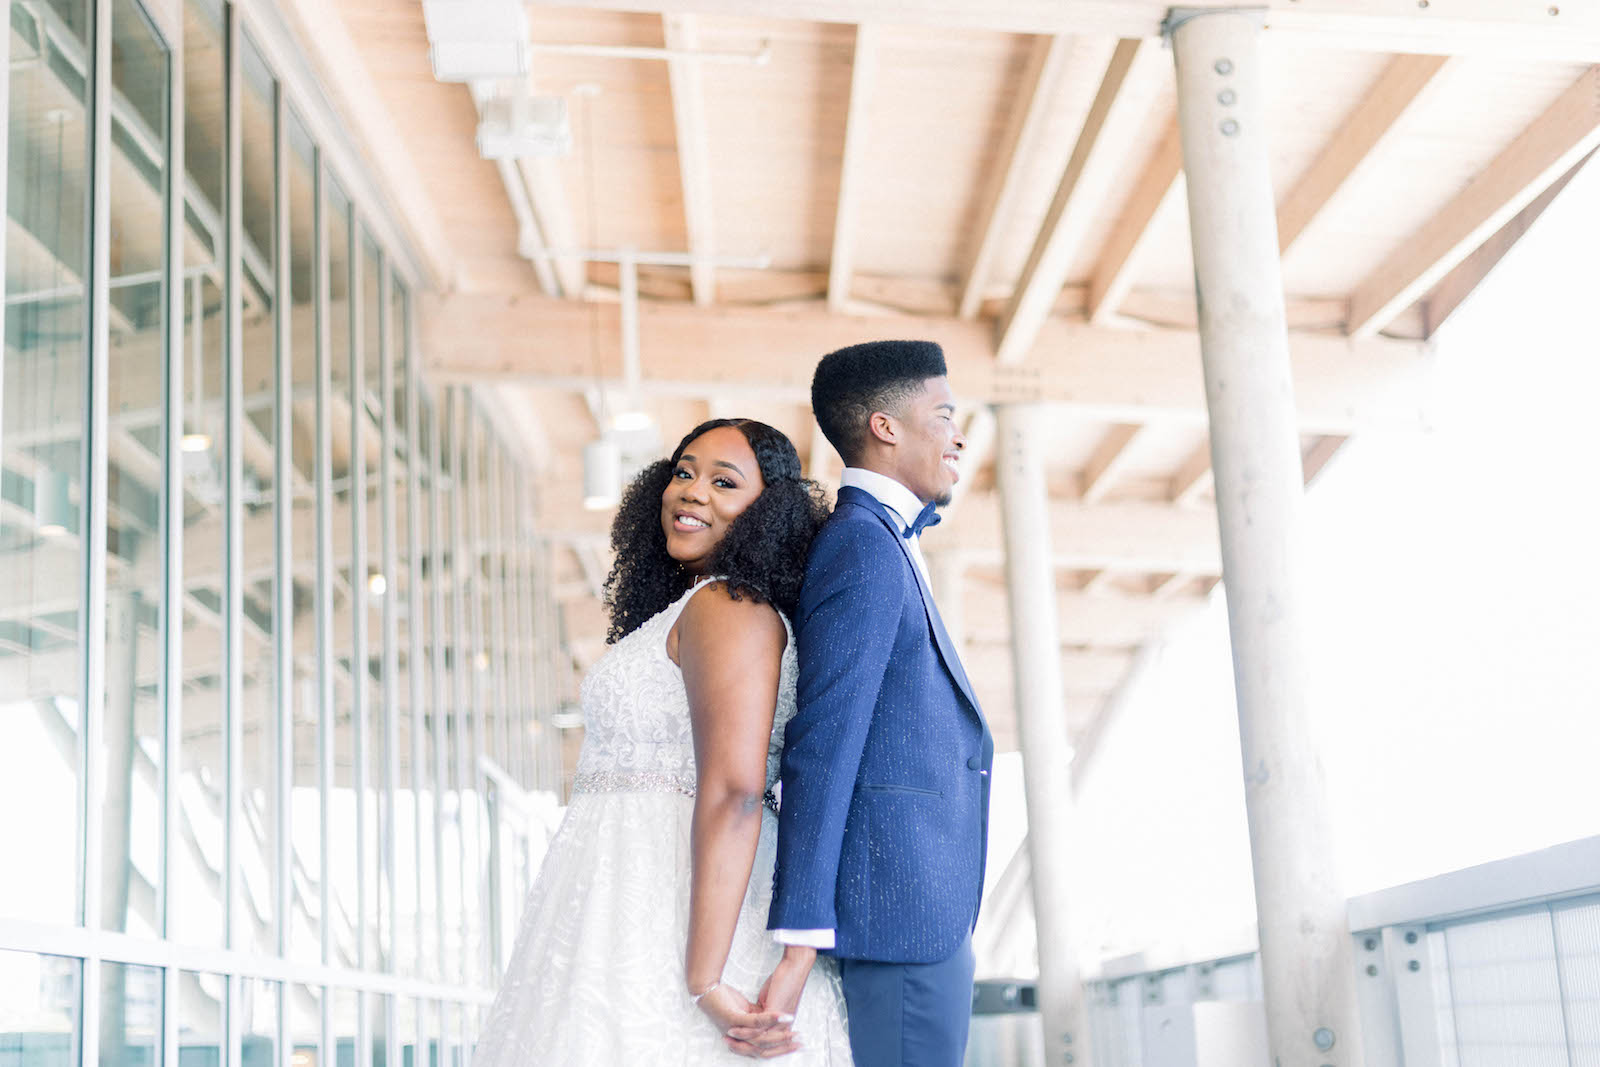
[773,468,937,951]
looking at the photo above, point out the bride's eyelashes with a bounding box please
[673,466,739,490]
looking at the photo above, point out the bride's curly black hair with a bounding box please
[602,418,831,644]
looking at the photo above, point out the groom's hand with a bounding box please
[750,945,817,1036]
[697,985,799,1059]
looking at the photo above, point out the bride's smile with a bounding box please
[660,425,766,574]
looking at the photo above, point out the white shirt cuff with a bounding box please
[772,928,835,950]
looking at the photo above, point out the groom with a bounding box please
[755,340,994,1065]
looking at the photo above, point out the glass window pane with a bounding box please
[175,0,227,951]
[463,407,488,987]
[286,112,320,965]
[358,233,386,973]
[235,31,279,960]
[370,995,388,1067]
[0,950,79,1067]
[325,178,356,970]
[241,979,277,1067]
[443,1005,463,1067]
[484,442,504,776]
[414,398,437,983]
[1,0,92,926]
[421,1001,439,1067]
[396,999,417,1067]
[389,277,415,977]
[289,984,322,1067]
[178,972,223,1067]
[436,392,461,986]
[330,990,357,1067]
[98,963,161,1067]
[101,0,171,939]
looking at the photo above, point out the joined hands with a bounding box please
[694,945,818,1059]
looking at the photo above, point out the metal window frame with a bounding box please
[312,140,336,975]
[485,434,507,779]
[427,390,451,987]
[80,0,115,1050]
[2,0,541,1055]
[230,0,423,294]
[403,288,429,983]
[266,68,293,940]
[378,249,401,981]
[463,400,492,985]
[0,917,495,1002]
[161,0,188,982]
[348,207,370,984]
[503,463,527,792]
[222,0,247,959]
[540,541,561,795]
[348,214,372,1067]
[450,389,475,987]
[480,436,505,973]
[271,61,295,1067]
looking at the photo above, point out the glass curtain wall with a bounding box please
[0,2,557,1066]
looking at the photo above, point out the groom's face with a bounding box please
[889,376,965,507]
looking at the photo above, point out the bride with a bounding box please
[472,419,854,1064]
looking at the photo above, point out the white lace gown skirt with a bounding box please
[472,791,852,1066]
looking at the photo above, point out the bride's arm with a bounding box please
[676,583,797,1052]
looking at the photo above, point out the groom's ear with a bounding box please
[867,410,899,447]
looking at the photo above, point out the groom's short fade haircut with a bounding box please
[811,340,948,466]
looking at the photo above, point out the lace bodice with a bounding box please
[573,582,797,795]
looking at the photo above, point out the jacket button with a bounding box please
[966,755,981,770]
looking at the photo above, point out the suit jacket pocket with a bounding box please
[862,783,944,798]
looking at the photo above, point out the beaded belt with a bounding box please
[571,769,779,813]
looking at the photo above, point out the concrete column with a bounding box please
[994,403,1087,1067]
[1169,10,1363,1065]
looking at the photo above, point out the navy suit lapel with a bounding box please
[836,487,985,721]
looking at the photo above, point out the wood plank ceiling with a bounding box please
[318,0,1600,760]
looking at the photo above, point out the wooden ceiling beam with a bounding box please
[1086,117,1182,325]
[995,37,1157,364]
[934,494,1221,574]
[1300,433,1349,486]
[958,33,1074,320]
[532,1,1600,62]
[1087,123,1184,329]
[663,14,717,306]
[1424,147,1596,337]
[828,23,880,313]
[1276,54,1450,257]
[1079,422,1144,502]
[1167,441,1214,507]
[1347,65,1600,338]
[420,292,1436,434]
[961,585,1208,648]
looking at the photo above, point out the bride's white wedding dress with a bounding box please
[472,583,853,1066]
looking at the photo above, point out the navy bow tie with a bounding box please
[904,501,942,539]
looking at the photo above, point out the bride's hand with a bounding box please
[695,984,800,1059]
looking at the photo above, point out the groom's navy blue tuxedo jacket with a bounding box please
[770,485,994,964]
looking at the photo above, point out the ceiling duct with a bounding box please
[421,0,530,82]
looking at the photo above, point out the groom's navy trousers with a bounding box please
[771,485,993,1066]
